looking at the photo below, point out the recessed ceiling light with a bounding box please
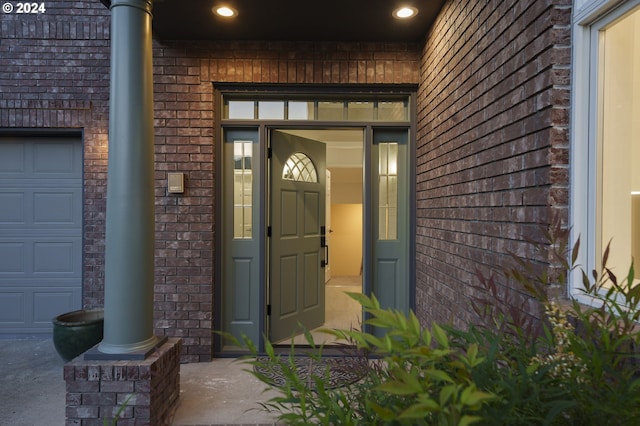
[213,5,237,18]
[392,6,418,19]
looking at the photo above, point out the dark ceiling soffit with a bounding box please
[160,1,444,43]
[98,1,446,43]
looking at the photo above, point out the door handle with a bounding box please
[320,226,329,268]
[323,244,329,268]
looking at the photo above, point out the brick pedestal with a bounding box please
[64,338,181,426]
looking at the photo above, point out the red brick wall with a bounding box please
[415,0,572,328]
[1,0,573,361]
[0,1,111,308]
[152,40,421,361]
[0,1,421,362]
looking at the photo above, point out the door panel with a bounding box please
[376,259,399,309]
[303,252,320,307]
[304,192,320,234]
[281,190,298,235]
[279,255,298,315]
[232,258,253,320]
[270,130,326,342]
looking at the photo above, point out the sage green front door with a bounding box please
[269,130,326,342]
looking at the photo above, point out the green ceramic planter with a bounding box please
[52,308,104,362]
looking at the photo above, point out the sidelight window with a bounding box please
[378,142,398,240]
[233,140,253,239]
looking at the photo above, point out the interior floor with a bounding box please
[274,275,362,346]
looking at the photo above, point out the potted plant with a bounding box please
[52,308,104,362]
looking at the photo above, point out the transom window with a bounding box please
[223,98,409,122]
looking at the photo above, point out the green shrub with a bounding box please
[224,223,640,425]
[228,296,494,426]
[466,223,640,424]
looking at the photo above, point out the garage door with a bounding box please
[0,135,82,335]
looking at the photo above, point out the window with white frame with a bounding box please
[571,0,640,301]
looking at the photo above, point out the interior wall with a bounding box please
[329,168,363,203]
[330,204,363,276]
[328,167,363,276]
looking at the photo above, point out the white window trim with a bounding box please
[570,0,640,305]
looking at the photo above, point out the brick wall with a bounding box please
[2,0,573,360]
[0,1,111,307]
[0,1,421,362]
[415,0,572,328]
[152,39,421,361]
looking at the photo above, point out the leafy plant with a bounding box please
[222,221,640,424]
[224,295,495,425]
[470,220,640,424]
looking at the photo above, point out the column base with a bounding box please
[64,337,181,426]
[85,336,168,361]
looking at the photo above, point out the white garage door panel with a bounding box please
[0,136,82,334]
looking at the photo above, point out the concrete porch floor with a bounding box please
[0,280,362,425]
[0,338,279,425]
